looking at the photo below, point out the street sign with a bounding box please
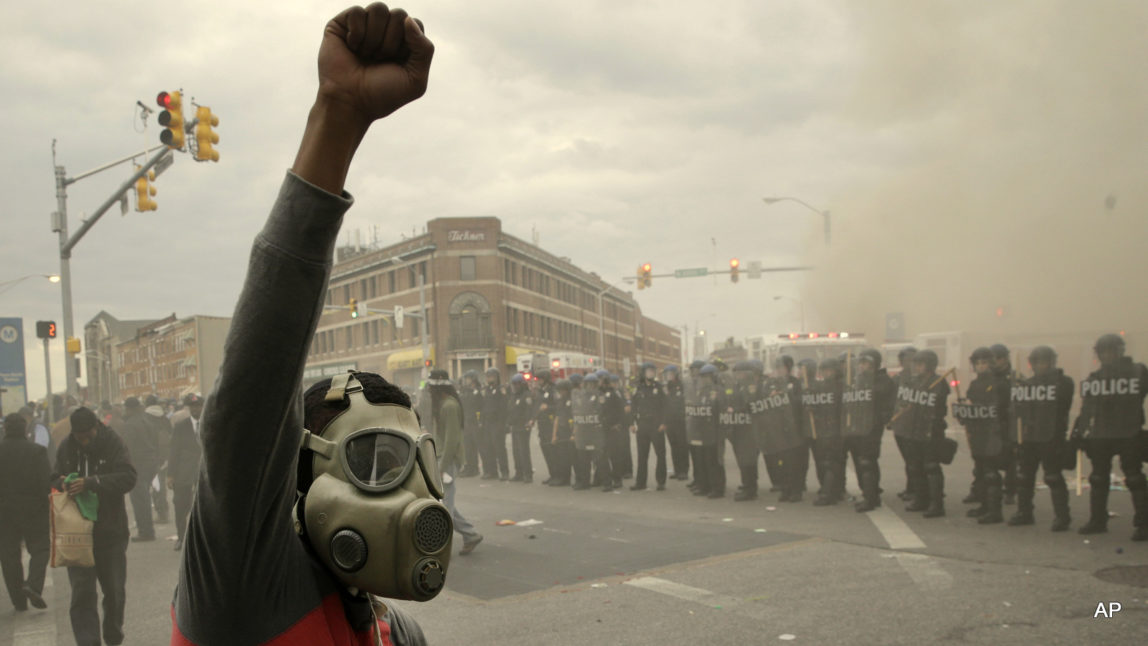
[153,150,175,178]
[886,312,906,341]
[673,267,708,278]
[0,318,27,414]
[747,261,763,279]
[394,305,405,329]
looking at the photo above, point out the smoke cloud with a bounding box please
[802,1,1148,362]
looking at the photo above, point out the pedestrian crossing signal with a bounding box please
[36,321,57,339]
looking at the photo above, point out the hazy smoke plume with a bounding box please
[802,1,1148,362]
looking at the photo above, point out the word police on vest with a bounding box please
[1081,378,1141,396]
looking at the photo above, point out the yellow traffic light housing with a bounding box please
[135,166,157,211]
[157,91,185,149]
[729,258,740,283]
[349,298,360,318]
[640,263,653,289]
[194,105,220,162]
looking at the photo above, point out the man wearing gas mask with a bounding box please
[170,5,439,645]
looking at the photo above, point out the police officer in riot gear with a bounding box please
[630,363,668,491]
[893,346,919,502]
[955,347,1010,524]
[1010,346,1075,530]
[806,358,845,505]
[685,360,707,490]
[843,349,896,512]
[458,371,483,477]
[796,358,819,495]
[990,343,1019,505]
[1073,334,1148,540]
[550,379,575,487]
[507,374,534,483]
[662,366,690,480]
[571,373,601,491]
[533,370,559,484]
[688,364,726,498]
[730,361,762,501]
[480,368,509,480]
[891,349,951,518]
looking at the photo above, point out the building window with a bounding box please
[460,256,477,281]
[369,276,378,298]
[408,265,417,289]
[346,328,353,350]
[389,271,396,293]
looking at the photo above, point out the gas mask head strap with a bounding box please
[325,372,362,402]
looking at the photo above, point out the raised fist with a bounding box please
[317,3,434,126]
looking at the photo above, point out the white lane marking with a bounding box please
[624,576,737,607]
[887,553,954,590]
[865,506,926,550]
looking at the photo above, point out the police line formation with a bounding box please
[452,333,1148,542]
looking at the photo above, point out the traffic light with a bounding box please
[349,298,359,318]
[424,359,432,368]
[637,263,652,290]
[157,91,185,149]
[194,105,220,162]
[135,165,157,211]
[35,321,57,339]
[729,258,740,283]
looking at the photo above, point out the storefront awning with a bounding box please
[387,347,436,371]
[505,345,546,365]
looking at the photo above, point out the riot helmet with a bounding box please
[570,373,584,387]
[1028,346,1057,374]
[1094,333,1125,364]
[858,348,881,371]
[970,347,993,374]
[913,349,939,374]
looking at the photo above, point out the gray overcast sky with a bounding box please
[3,1,1144,400]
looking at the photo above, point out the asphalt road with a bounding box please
[4,434,1147,645]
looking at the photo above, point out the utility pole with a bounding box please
[42,337,53,427]
[52,142,171,399]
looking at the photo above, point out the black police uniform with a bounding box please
[458,379,484,476]
[804,376,845,504]
[1011,368,1074,529]
[631,377,667,490]
[955,371,1010,523]
[551,388,575,486]
[534,379,558,483]
[1074,356,1148,537]
[726,374,759,500]
[891,371,951,517]
[600,385,627,490]
[663,374,690,479]
[843,368,895,511]
[507,383,535,482]
[687,378,726,498]
[480,379,509,480]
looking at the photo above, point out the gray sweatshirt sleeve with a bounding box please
[186,171,350,595]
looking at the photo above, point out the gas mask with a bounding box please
[296,374,452,601]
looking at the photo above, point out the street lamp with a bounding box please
[762,196,831,246]
[773,295,806,333]
[0,273,62,295]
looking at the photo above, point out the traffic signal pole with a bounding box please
[52,142,172,399]
[42,337,53,426]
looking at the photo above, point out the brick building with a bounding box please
[114,314,231,401]
[83,311,160,405]
[305,217,681,389]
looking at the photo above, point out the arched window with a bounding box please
[449,292,493,349]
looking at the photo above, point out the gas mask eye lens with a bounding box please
[345,433,410,488]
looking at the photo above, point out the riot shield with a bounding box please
[685,377,718,447]
[842,371,877,438]
[752,377,804,455]
[572,388,604,451]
